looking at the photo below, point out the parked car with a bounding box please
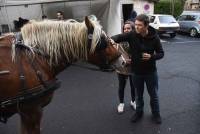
[177,11,200,37]
[148,14,180,38]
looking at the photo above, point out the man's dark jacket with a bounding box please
[112,26,164,74]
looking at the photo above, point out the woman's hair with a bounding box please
[122,21,135,32]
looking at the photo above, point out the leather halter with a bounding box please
[87,26,94,51]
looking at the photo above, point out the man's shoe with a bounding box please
[130,101,136,110]
[131,112,143,123]
[152,114,162,124]
[117,103,124,114]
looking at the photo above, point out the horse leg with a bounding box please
[20,106,43,134]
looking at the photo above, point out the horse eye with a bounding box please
[96,36,107,50]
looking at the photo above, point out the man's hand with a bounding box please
[109,38,116,45]
[142,53,151,61]
[125,58,131,65]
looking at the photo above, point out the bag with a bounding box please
[115,43,132,75]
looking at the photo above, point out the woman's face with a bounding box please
[123,24,132,33]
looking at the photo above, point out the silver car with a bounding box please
[177,11,200,37]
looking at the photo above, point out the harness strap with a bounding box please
[17,48,27,92]
[0,79,60,108]
[30,59,48,88]
[0,70,10,75]
[14,33,28,92]
[26,46,48,88]
[87,27,94,51]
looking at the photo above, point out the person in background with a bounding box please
[128,10,137,22]
[112,14,164,124]
[56,11,64,20]
[116,21,136,114]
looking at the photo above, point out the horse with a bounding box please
[0,16,126,134]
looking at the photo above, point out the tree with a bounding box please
[154,0,184,17]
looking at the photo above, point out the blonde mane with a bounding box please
[18,19,102,65]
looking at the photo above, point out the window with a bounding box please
[1,24,9,33]
[158,16,176,23]
[185,15,197,21]
[149,16,155,23]
[178,15,187,21]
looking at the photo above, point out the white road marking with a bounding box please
[174,36,182,40]
[173,40,200,44]
[160,39,167,43]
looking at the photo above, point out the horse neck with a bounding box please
[51,60,72,75]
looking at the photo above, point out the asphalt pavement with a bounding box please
[0,34,200,134]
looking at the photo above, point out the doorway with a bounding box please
[122,4,133,23]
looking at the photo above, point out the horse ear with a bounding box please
[85,16,94,30]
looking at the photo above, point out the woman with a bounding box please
[116,21,136,113]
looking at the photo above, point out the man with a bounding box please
[128,10,137,22]
[56,11,64,20]
[112,14,164,124]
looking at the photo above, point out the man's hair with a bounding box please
[57,11,63,15]
[135,14,149,26]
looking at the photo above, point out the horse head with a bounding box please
[84,16,126,70]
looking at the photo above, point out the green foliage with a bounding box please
[154,0,184,17]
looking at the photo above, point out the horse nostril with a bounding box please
[122,61,126,66]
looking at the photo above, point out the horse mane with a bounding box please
[18,19,102,65]
[0,33,14,40]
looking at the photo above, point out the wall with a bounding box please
[0,0,120,36]
[0,5,42,31]
[118,0,154,32]
[120,0,154,14]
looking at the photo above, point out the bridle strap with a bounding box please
[87,28,94,51]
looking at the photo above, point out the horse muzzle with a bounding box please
[111,55,127,69]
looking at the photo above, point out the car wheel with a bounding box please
[170,33,176,38]
[190,28,197,37]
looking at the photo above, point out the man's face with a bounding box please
[134,20,148,34]
[57,13,63,20]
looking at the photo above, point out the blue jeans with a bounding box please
[132,71,160,114]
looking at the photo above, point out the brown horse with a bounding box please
[0,17,125,134]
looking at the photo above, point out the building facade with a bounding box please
[0,0,156,35]
[184,0,200,10]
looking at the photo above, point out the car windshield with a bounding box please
[159,16,176,23]
[198,15,200,20]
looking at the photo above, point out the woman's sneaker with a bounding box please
[130,101,136,110]
[117,103,124,113]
